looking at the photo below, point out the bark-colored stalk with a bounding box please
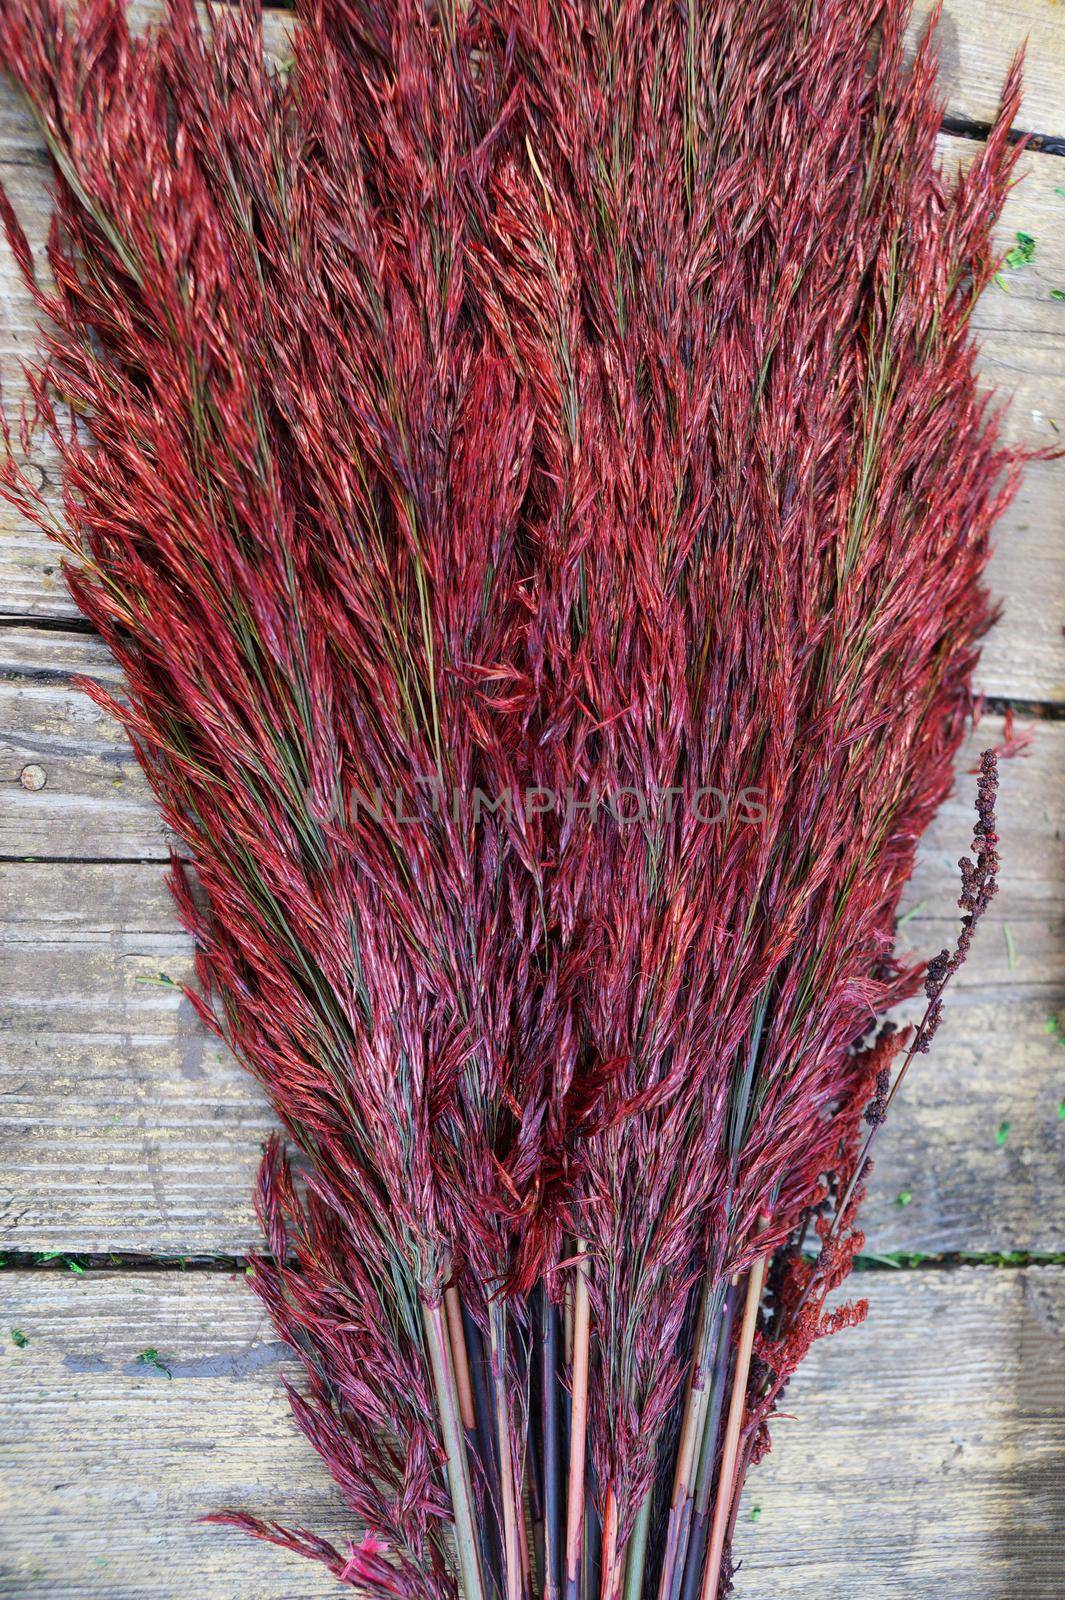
[599,1483,621,1600]
[564,1240,591,1600]
[446,1285,478,1433]
[422,1297,487,1600]
[659,1281,725,1600]
[518,1447,533,1600]
[542,1293,563,1600]
[724,1433,757,1550]
[699,1248,769,1600]
[489,1299,523,1600]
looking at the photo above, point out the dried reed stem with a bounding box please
[621,1494,652,1600]
[422,1299,488,1600]
[678,1279,741,1600]
[542,1293,563,1600]
[446,1285,477,1434]
[564,1241,591,1600]
[658,1283,720,1600]
[489,1299,523,1600]
[599,1483,621,1600]
[698,1248,769,1600]
[462,1301,506,1596]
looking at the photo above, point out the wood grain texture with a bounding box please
[911,0,1065,136]
[0,1267,1061,1599]
[2,715,1062,1255]
[732,1265,1065,1599]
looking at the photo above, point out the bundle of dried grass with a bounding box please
[0,1,1020,1594]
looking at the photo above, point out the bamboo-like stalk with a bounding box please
[584,1455,601,1600]
[599,1483,621,1600]
[564,1241,591,1600]
[461,1301,505,1598]
[698,1247,769,1600]
[446,1285,478,1433]
[655,1302,703,1600]
[542,1292,563,1600]
[724,1433,757,1551]
[489,1299,523,1600]
[678,1279,741,1600]
[621,1494,652,1600]
[520,1477,534,1600]
[658,1280,725,1600]
[422,1298,488,1600]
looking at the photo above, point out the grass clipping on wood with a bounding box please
[0,0,1021,1596]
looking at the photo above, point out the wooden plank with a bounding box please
[0,1266,1060,1598]
[1,712,1061,1255]
[0,632,173,861]
[733,1265,1065,1599]
[0,1269,334,1600]
[0,873,274,1254]
[910,0,1065,137]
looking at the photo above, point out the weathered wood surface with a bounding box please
[0,1267,1061,1599]
[909,0,1065,135]
[2,130,1063,698]
[2,711,1062,1255]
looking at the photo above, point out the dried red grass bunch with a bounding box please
[0,0,1018,1596]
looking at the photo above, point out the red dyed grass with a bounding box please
[0,1,1023,1595]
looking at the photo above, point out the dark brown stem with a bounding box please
[445,1285,477,1433]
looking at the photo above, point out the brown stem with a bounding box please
[599,1483,621,1600]
[422,1297,487,1600]
[446,1284,477,1433]
[724,1432,757,1550]
[699,1244,769,1600]
[564,1240,591,1600]
[658,1282,723,1600]
[519,1450,533,1600]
